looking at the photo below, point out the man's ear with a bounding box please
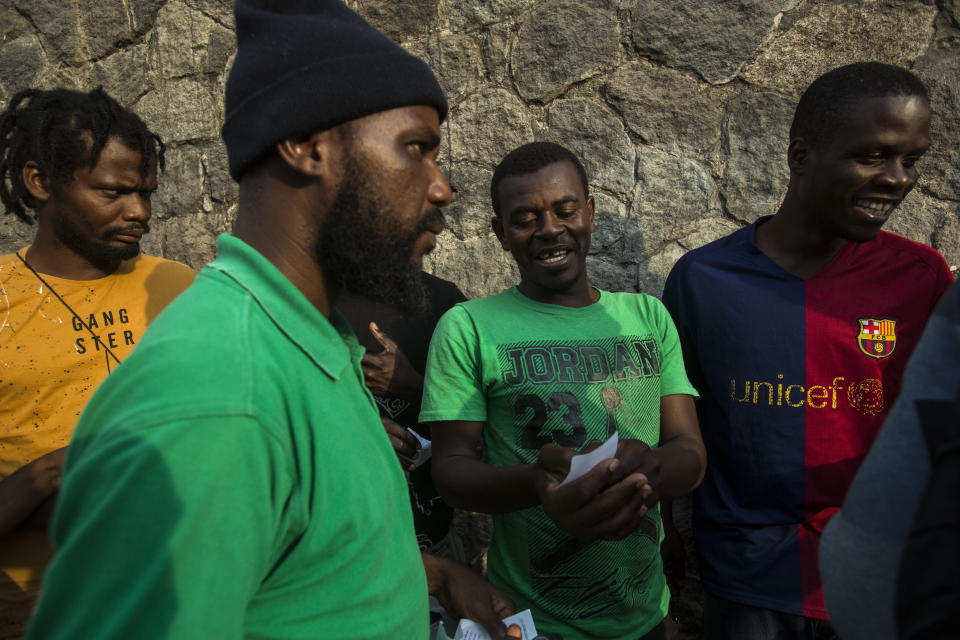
[275,130,339,181]
[491,215,509,251]
[586,195,595,232]
[787,138,812,175]
[21,161,52,203]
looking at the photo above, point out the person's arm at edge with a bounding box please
[430,420,540,513]
[0,447,66,535]
[422,552,515,640]
[651,394,706,500]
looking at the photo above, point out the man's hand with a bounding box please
[381,416,420,472]
[614,439,662,510]
[361,322,423,399]
[0,446,68,535]
[535,442,652,541]
[423,553,516,639]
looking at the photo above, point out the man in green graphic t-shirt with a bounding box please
[421,142,707,640]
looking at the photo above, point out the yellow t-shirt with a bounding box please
[0,249,195,629]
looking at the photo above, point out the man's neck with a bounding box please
[233,201,333,319]
[754,204,847,280]
[517,280,599,308]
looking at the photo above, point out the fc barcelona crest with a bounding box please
[857,318,897,359]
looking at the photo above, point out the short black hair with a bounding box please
[790,62,929,148]
[491,141,589,217]
[0,87,165,224]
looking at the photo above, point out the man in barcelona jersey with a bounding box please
[662,62,953,640]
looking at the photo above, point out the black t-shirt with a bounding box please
[337,273,467,549]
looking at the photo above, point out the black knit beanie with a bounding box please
[222,0,448,180]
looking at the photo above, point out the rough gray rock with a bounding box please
[588,255,638,294]
[0,215,35,252]
[447,0,538,31]
[603,60,725,156]
[638,216,741,297]
[480,20,513,86]
[134,78,220,142]
[0,35,44,94]
[92,44,152,106]
[77,0,134,61]
[14,0,83,65]
[154,145,205,220]
[932,208,960,272]
[198,141,237,212]
[130,0,165,34]
[915,40,960,201]
[158,211,233,268]
[512,0,619,102]
[202,24,234,75]
[183,0,232,28]
[0,0,957,325]
[405,32,485,105]
[742,1,937,96]
[544,97,635,195]
[631,147,722,256]
[349,0,440,42]
[0,1,32,42]
[719,89,794,223]
[638,241,686,298]
[887,191,947,248]
[426,233,520,300]
[441,162,496,242]
[632,0,792,85]
[590,192,630,260]
[946,0,960,26]
[448,88,534,166]
[153,1,218,79]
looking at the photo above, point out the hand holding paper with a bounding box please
[558,432,619,487]
[535,435,657,541]
[436,609,538,640]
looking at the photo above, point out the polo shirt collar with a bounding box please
[207,234,362,380]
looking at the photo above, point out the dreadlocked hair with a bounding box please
[0,86,165,224]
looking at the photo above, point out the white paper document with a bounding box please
[558,432,619,487]
[408,428,432,468]
[436,609,538,640]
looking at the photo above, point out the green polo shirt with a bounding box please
[30,234,428,639]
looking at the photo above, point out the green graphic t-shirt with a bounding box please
[421,287,697,640]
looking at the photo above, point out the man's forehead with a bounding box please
[827,95,930,142]
[499,160,585,201]
[87,138,156,181]
[342,104,442,138]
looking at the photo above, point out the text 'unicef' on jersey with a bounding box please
[729,374,885,416]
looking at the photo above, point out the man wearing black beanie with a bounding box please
[28,1,514,639]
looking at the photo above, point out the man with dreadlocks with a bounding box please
[0,87,194,634]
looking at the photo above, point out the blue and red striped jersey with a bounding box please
[663,219,952,618]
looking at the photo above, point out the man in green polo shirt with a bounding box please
[28,1,512,638]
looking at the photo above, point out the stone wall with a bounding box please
[1,0,958,301]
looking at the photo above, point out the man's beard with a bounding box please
[53,211,146,268]
[315,155,440,317]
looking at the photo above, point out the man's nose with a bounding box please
[876,158,914,190]
[123,193,151,222]
[428,161,453,207]
[536,211,563,237]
